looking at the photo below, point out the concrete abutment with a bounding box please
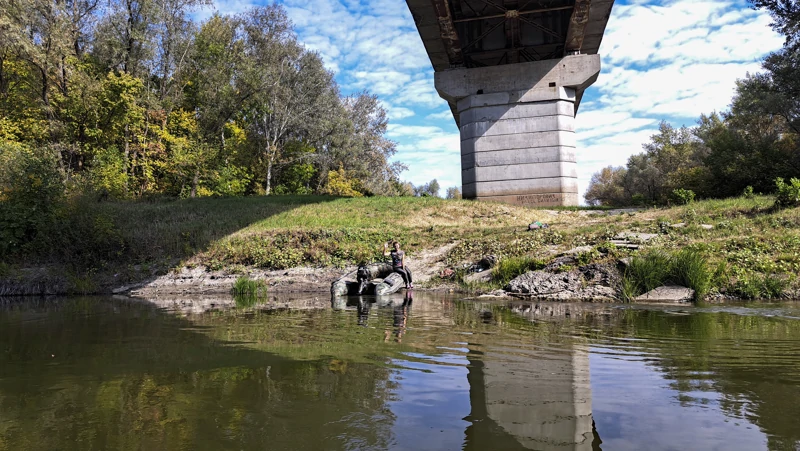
[435,54,601,207]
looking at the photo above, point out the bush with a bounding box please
[671,188,696,205]
[324,167,363,197]
[0,143,65,257]
[742,185,754,199]
[774,177,800,208]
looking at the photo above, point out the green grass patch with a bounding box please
[232,276,268,307]
[732,273,788,300]
[621,249,712,302]
[491,256,546,287]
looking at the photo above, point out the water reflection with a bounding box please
[0,295,799,450]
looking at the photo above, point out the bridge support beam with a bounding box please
[435,54,600,207]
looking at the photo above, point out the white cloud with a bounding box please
[574,0,782,202]
[426,110,455,121]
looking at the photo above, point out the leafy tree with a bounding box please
[414,179,440,197]
[445,186,461,199]
[584,166,628,206]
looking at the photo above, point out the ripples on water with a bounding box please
[1,293,799,450]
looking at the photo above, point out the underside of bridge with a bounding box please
[406,0,614,206]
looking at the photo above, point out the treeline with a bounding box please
[0,1,405,200]
[585,0,799,207]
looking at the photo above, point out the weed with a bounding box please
[733,273,787,300]
[774,177,800,209]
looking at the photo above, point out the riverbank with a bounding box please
[1,194,798,301]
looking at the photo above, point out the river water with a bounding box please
[1,293,799,451]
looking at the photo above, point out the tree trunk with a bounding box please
[190,168,199,198]
[265,146,273,195]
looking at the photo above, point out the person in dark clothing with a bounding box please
[383,241,413,289]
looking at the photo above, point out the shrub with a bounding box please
[742,185,754,199]
[0,143,65,257]
[774,177,800,209]
[671,188,696,205]
[324,167,363,197]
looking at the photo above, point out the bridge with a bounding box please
[405,0,615,206]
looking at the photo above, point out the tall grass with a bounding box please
[733,273,788,300]
[621,249,712,302]
[232,276,268,307]
[491,256,545,287]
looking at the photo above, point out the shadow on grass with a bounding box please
[20,195,340,276]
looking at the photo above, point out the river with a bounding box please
[1,293,799,450]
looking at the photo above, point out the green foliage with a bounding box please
[0,3,405,205]
[733,273,787,300]
[621,249,712,302]
[232,276,268,307]
[324,168,363,197]
[743,185,755,199]
[774,177,800,208]
[89,147,129,198]
[671,248,713,300]
[584,165,628,206]
[491,256,545,286]
[445,186,462,199]
[0,143,64,257]
[212,166,253,197]
[671,188,696,205]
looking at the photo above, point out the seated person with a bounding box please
[383,241,413,289]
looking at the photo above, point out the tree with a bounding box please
[584,166,628,206]
[413,179,440,197]
[445,186,461,199]
[238,6,337,195]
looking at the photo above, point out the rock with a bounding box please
[634,285,695,303]
[505,263,620,302]
[608,240,640,249]
[617,257,632,269]
[613,231,658,242]
[544,255,578,271]
[560,245,594,256]
[700,224,714,230]
[670,223,686,228]
[464,268,493,284]
[478,255,498,269]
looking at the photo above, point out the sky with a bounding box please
[202,0,784,200]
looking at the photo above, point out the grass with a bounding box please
[621,249,713,302]
[3,192,800,300]
[491,256,546,287]
[232,276,269,308]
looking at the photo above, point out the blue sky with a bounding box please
[203,0,783,199]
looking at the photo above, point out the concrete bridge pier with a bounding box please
[435,54,601,207]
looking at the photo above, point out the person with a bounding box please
[383,240,413,289]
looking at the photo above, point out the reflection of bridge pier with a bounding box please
[464,307,597,450]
